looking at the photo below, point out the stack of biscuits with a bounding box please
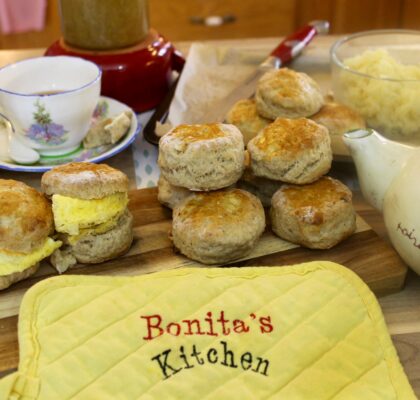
[228,67,360,249]
[158,68,362,263]
[158,123,265,264]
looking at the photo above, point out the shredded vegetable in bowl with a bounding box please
[335,49,420,139]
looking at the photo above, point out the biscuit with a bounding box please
[41,162,129,199]
[247,118,332,184]
[310,102,366,136]
[172,189,265,264]
[255,68,324,119]
[270,177,356,249]
[83,111,132,149]
[158,124,245,191]
[51,209,134,272]
[157,175,192,209]
[0,179,53,253]
[236,168,282,207]
[225,99,271,145]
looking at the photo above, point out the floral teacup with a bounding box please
[0,56,101,156]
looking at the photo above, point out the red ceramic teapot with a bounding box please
[45,29,184,112]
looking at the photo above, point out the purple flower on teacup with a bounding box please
[25,99,68,146]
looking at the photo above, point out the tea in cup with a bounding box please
[0,56,101,156]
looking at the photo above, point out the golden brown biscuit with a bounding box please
[172,189,265,264]
[225,99,271,145]
[270,177,356,249]
[310,102,366,136]
[0,179,53,253]
[247,118,332,184]
[41,162,129,199]
[158,123,245,191]
[255,68,324,119]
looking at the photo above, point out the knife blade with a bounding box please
[201,20,329,123]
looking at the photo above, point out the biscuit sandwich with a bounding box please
[41,162,133,273]
[0,179,62,290]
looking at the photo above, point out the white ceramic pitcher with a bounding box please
[343,129,420,272]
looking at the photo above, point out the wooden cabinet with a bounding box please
[150,0,407,41]
[148,0,296,40]
[296,0,403,33]
[401,0,420,29]
[0,0,419,49]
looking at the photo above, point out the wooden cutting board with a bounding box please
[0,187,408,376]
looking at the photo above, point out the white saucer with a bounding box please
[0,96,140,172]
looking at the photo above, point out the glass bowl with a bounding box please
[330,30,420,143]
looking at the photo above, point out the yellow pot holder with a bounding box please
[0,261,415,399]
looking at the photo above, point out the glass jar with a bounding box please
[59,0,149,50]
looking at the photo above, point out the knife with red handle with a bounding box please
[201,20,329,123]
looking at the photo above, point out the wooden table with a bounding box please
[0,37,419,396]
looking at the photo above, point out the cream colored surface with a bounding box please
[384,159,420,273]
[344,128,420,273]
[343,129,417,212]
[384,157,420,276]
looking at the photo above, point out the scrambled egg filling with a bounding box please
[52,192,128,235]
[0,237,62,276]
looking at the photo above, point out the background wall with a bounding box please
[0,0,418,49]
